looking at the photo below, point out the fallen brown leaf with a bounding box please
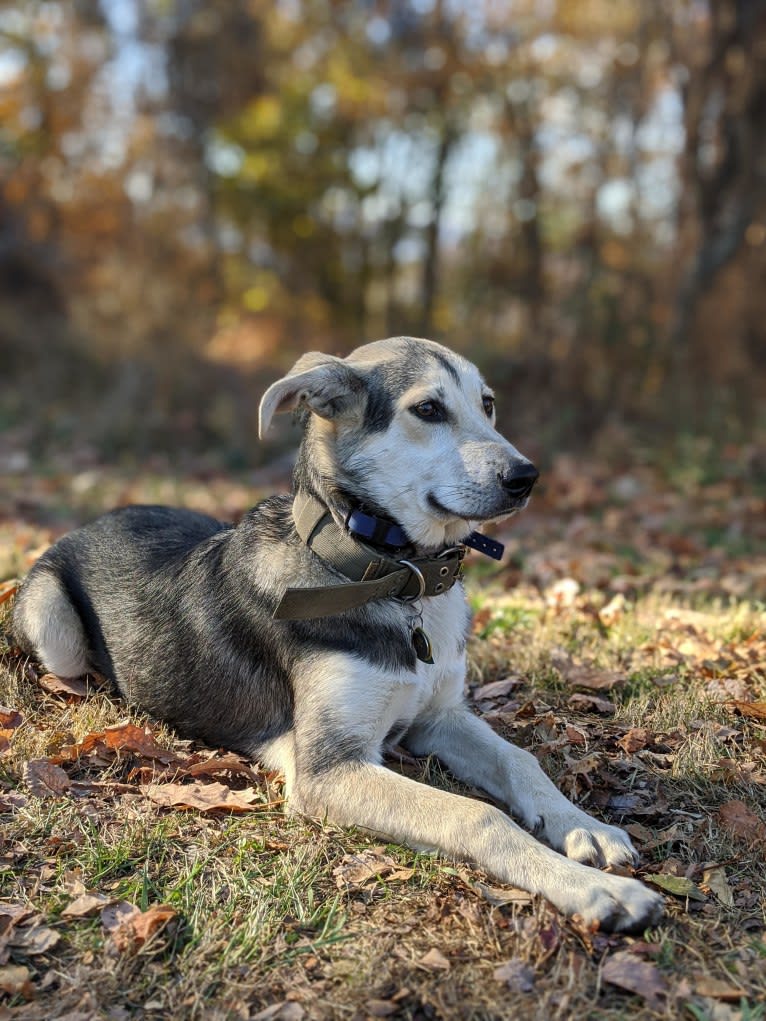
[106,903,176,955]
[701,866,734,908]
[25,759,71,798]
[251,1004,305,1021]
[183,751,262,783]
[565,753,601,778]
[55,721,181,766]
[717,800,766,847]
[333,850,402,890]
[61,871,87,896]
[692,976,747,1001]
[70,780,141,798]
[0,904,35,931]
[101,901,140,933]
[564,665,625,691]
[724,699,766,722]
[126,904,176,945]
[38,673,90,699]
[418,947,451,972]
[143,780,266,813]
[472,677,523,701]
[0,707,23,730]
[101,722,180,762]
[471,881,534,907]
[637,822,686,852]
[9,924,61,955]
[567,692,615,714]
[0,582,19,606]
[0,964,33,998]
[61,893,114,918]
[559,657,625,690]
[601,950,667,1008]
[365,1000,398,1017]
[617,728,650,754]
[493,958,535,992]
[565,725,587,746]
[625,822,653,844]
[0,708,23,756]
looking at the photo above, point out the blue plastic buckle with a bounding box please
[346,508,409,549]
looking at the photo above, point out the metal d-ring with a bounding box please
[396,559,426,602]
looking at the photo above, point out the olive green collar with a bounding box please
[272,491,465,620]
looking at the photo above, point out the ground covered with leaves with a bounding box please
[1,446,765,1020]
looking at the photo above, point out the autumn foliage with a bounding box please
[1,1,765,460]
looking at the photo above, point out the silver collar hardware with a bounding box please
[395,560,426,603]
[272,492,465,621]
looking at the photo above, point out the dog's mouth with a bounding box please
[426,492,526,523]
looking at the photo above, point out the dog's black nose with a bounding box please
[499,463,539,499]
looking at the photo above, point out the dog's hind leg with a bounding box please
[13,572,89,678]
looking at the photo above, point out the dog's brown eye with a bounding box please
[411,400,445,422]
[482,395,495,417]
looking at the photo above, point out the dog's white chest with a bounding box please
[296,587,469,762]
[415,586,468,671]
[380,586,469,740]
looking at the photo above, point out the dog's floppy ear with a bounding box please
[258,352,364,438]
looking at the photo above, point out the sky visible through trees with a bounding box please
[1,0,764,460]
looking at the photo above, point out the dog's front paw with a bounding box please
[573,872,665,933]
[562,822,638,868]
[541,812,638,868]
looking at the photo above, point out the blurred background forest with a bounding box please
[0,0,765,471]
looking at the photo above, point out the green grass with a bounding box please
[2,456,766,1019]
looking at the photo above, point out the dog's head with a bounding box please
[259,337,538,550]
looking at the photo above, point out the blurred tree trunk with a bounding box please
[419,120,455,336]
[167,3,265,327]
[503,95,544,324]
[673,0,766,405]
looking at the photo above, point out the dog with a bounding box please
[13,336,663,932]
